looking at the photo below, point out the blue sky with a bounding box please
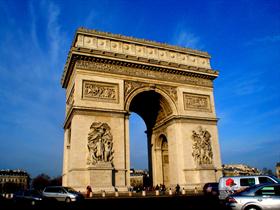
[0,0,279,177]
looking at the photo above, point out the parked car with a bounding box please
[225,183,280,210]
[219,175,280,200]
[42,186,84,202]
[13,189,43,206]
[203,182,219,196]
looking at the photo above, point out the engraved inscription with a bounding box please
[83,80,119,103]
[183,93,211,112]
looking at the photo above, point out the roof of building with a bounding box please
[0,169,29,176]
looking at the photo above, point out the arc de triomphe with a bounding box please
[61,28,222,192]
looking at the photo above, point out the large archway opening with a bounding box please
[128,90,173,187]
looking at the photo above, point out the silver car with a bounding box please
[42,186,84,202]
[225,183,280,210]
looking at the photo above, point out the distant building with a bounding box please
[222,164,261,176]
[0,169,30,193]
[276,163,280,179]
[130,169,149,187]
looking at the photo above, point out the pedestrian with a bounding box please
[86,185,92,198]
[175,184,180,195]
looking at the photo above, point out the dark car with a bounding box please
[13,189,43,206]
[225,183,280,210]
[203,182,219,196]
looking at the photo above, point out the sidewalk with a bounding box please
[86,190,202,199]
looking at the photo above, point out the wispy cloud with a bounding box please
[46,1,63,66]
[171,23,204,50]
[175,31,202,49]
[233,77,264,96]
[0,0,66,177]
[246,34,280,46]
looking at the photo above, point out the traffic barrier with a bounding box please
[155,190,159,196]
[169,188,172,195]
[142,190,146,196]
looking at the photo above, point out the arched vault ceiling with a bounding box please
[129,91,172,130]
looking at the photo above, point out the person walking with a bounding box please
[175,184,180,195]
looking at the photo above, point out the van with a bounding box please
[42,186,84,202]
[218,175,279,200]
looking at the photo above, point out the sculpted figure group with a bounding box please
[192,126,213,165]
[87,122,114,165]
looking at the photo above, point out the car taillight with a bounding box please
[227,197,237,203]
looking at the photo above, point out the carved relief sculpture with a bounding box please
[83,80,118,103]
[183,93,211,112]
[192,126,213,165]
[87,122,114,165]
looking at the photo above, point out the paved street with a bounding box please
[1,195,229,210]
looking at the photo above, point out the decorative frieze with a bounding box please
[82,80,119,103]
[192,126,213,165]
[87,122,114,165]
[75,34,211,69]
[183,93,211,112]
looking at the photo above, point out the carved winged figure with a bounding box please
[191,126,213,165]
[87,122,114,165]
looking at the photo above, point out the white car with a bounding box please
[42,186,84,202]
[225,183,280,210]
[218,175,279,200]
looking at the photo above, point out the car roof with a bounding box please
[220,175,273,178]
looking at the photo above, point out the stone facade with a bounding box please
[61,28,222,192]
[222,164,261,176]
[0,170,29,193]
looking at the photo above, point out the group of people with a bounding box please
[86,184,182,197]
[155,184,167,193]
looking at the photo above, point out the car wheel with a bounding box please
[245,206,261,210]
[65,197,71,203]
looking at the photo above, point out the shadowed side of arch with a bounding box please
[125,86,177,129]
[126,87,176,130]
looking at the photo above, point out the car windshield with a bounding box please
[64,187,77,193]
[270,175,280,183]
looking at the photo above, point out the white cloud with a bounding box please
[175,31,202,49]
[246,34,280,46]
[171,23,204,50]
[171,22,204,50]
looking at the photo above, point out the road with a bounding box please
[1,195,230,210]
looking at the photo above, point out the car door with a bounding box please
[56,188,67,201]
[255,185,280,210]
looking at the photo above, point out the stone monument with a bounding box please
[61,27,223,192]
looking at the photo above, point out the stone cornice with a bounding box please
[153,115,219,131]
[61,28,219,88]
[61,52,218,88]
[63,106,127,128]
